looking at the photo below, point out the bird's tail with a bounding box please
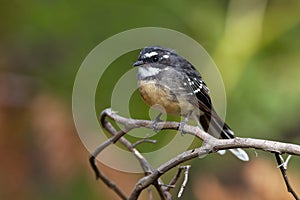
[199,112,249,161]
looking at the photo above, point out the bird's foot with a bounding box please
[152,113,163,132]
[179,116,190,135]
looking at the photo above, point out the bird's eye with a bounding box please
[151,55,159,62]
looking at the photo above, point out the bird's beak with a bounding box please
[133,60,144,67]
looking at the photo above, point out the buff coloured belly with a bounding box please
[138,80,193,116]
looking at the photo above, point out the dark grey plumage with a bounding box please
[134,46,249,161]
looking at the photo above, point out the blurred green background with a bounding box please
[1,0,300,199]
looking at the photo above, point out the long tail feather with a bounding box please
[199,113,249,161]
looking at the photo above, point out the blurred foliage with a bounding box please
[1,0,300,199]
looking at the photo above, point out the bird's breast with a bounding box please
[138,80,193,116]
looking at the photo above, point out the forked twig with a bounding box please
[177,165,191,198]
[275,153,299,200]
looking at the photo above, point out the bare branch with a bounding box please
[89,129,130,179]
[90,108,300,200]
[91,109,170,199]
[101,109,300,156]
[89,157,127,200]
[128,146,210,200]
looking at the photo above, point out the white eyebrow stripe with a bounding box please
[144,51,158,58]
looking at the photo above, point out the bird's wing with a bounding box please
[182,69,215,118]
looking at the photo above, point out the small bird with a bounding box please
[133,46,249,161]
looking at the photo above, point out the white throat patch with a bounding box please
[138,66,161,78]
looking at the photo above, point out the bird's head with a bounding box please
[133,46,181,68]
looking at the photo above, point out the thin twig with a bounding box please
[277,155,292,169]
[153,181,168,200]
[89,159,127,200]
[132,138,157,148]
[275,153,299,200]
[166,167,185,190]
[147,186,153,200]
[89,129,129,179]
[177,165,191,198]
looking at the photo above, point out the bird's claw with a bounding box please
[178,113,192,135]
[179,120,187,135]
[152,113,163,132]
